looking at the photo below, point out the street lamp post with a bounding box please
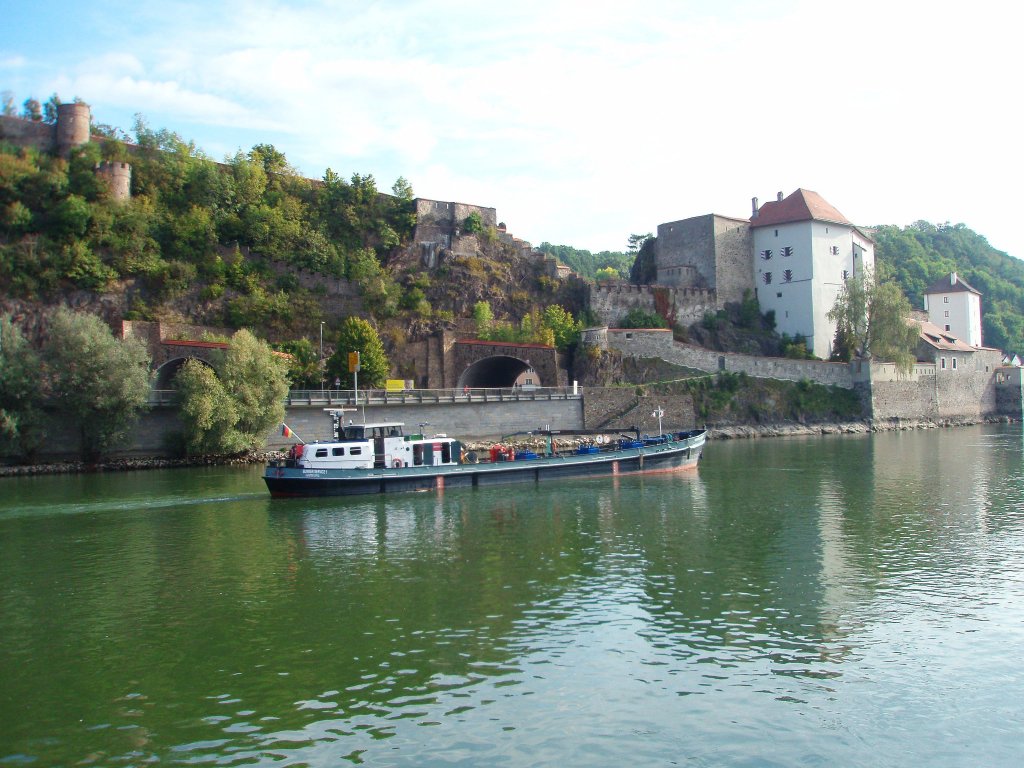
[319,321,326,390]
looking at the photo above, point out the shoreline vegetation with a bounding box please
[1,416,1015,478]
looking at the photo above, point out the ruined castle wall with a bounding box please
[0,115,55,152]
[602,328,855,388]
[589,284,717,328]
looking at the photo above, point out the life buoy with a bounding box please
[394,459,404,468]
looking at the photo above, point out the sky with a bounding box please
[3,0,1023,259]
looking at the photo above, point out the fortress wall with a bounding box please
[0,115,55,151]
[582,387,698,433]
[602,328,856,388]
[996,368,1024,418]
[588,283,717,328]
[713,217,754,306]
[656,215,714,288]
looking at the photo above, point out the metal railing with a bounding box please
[148,386,582,408]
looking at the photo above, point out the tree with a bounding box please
[0,317,47,460]
[827,268,919,373]
[628,236,658,284]
[276,338,321,388]
[217,329,289,447]
[327,317,389,388]
[42,308,151,461]
[595,266,619,281]
[175,329,288,455]
[21,98,41,122]
[175,359,244,456]
[473,300,493,336]
[42,93,61,124]
[543,304,582,350]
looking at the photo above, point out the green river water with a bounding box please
[1,424,1022,766]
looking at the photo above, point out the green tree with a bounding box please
[628,236,658,284]
[464,211,484,234]
[543,304,581,350]
[473,300,494,336]
[175,329,288,455]
[619,307,668,329]
[42,308,151,461]
[828,268,918,372]
[595,266,618,281]
[275,338,322,388]
[175,359,244,456]
[0,317,47,459]
[218,329,289,446]
[327,317,389,388]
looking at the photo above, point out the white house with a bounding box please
[922,272,983,348]
[750,189,875,360]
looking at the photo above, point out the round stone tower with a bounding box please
[95,161,132,202]
[55,102,91,157]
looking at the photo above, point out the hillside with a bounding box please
[0,117,587,385]
[873,221,1024,354]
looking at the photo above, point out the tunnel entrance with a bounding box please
[456,355,537,389]
[153,357,215,389]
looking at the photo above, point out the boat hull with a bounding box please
[263,431,705,497]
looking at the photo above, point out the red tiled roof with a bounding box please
[750,189,852,228]
[913,319,975,352]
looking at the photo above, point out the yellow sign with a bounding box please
[385,379,405,392]
[348,351,360,372]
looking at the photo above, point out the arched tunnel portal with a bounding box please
[153,356,216,389]
[456,355,534,389]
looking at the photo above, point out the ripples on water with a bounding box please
[2,426,1024,766]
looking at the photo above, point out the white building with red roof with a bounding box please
[922,272,983,347]
[750,189,875,359]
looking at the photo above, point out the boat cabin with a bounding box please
[289,420,463,471]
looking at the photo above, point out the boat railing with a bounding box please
[147,385,582,408]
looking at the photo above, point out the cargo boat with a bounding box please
[263,410,706,497]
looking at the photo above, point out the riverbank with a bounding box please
[2,416,1015,477]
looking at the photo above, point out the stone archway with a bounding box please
[456,355,536,389]
[153,356,215,389]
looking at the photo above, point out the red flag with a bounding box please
[282,424,293,438]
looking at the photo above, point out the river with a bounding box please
[1,424,1022,766]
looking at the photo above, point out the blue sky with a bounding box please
[3,0,1022,261]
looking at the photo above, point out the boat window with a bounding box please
[350,447,362,455]
[315,448,328,458]
[332,447,345,456]
[441,442,452,463]
[342,426,364,439]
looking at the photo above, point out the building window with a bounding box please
[941,357,946,369]
[781,246,793,257]
[763,272,772,284]
[829,245,840,255]
[842,270,849,280]
[783,270,793,282]
[944,310,949,317]
[774,229,778,236]
[944,296,949,303]
[952,357,958,370]
[760,249,773,260]
[776,292,782,298]
[945,324,951,331]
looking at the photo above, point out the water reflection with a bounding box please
[2,426,1024,766]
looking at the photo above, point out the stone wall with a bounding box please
[603,328,855,388]
[0,115,56,151]
[996,367,1024,418]
[654,214,752,306]
[582,387,698,434]
[589,283,717,328]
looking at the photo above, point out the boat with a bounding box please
[263,410,706,497]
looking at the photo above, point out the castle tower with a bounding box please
[95,161,132,202]
[55,102,91,157]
